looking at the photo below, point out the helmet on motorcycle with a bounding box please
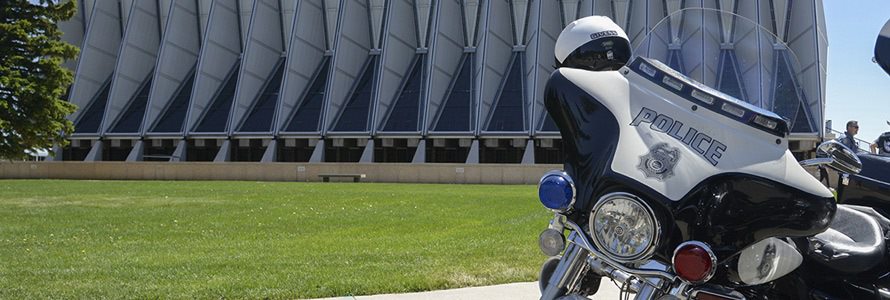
[555,16,631,71]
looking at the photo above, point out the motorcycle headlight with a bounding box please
[538,171,576,212]
[589,192,661,263]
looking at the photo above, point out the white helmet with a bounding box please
[555,16,631,71]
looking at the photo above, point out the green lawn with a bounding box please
[0,180,550,299]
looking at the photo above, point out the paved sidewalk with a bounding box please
[312,280,623,300]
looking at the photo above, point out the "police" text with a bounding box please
[631,107,726,166]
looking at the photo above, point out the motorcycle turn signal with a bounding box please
[539,228,566,256]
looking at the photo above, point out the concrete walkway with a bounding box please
[312,280,624,300]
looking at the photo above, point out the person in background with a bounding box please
[870,121,890,155]
[836,120,861,152]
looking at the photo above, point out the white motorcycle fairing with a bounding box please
[555,60,831,202]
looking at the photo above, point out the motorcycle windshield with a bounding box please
[629,8,810,135]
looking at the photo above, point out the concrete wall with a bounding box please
[0,162,559,185]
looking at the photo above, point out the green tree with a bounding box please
[0,0,78,160]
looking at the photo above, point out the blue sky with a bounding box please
[824,0,890,143]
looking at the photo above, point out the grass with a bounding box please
[0,180,551,299]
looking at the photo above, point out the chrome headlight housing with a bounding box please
[589,192,661,263]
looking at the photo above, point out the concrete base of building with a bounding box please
[0,161,562,184]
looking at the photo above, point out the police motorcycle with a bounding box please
[818,141,890,219]
[536,9,890,299]
[817,19,890,219]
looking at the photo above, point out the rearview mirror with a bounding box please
[875,19,890,77]
[800,140,863,174]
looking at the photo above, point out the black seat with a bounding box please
[806,205,885,274]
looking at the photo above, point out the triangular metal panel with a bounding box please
[718,0,736,43]
[464,0,480,46]
[185,0,243,134]
[198,0,211,39]
[370,0,386,50]
[512,0,529,46]
[239,0,254,48]
[424,0,467,134]
[67,1,121,124]
[325,0,341,50]
[230,0,285,134]
[415,0,433,48]
[159,0,173,35]
[281,0,297,50]
[120,0,134,29]
[102,0,161,135]
[529,0,560,134]
[277,0,327,134]
[374,0,419,133]
[560,0,579,27]
[144,0,201,135]
[772,0,789,41]
[611,0,631,30]
[577,0,593,18]
[323,0,372,133]
[665,0,682,45]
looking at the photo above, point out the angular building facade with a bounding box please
[58,0,828,164]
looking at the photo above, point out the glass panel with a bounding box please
[771,51,811,132]
[111,75,153,133]
[716,50,746,102]
[792,103,813,132]
[486,54,525,131]
[194,60,240,133]
[239,58,286,132]
[382,55,424,132]
[433,54,473,132]
[332,56,377,132]
[151,67,196,133]
[540,113,558,132]
[285,58,330,132]
[74,75,113,133]
[667,50,685,74]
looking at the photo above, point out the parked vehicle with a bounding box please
[536,9,890,299]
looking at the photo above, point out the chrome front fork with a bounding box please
[539,216,676,300]
[541,239,589,299]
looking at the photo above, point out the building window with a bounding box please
[771,51,813,133]
[539,113,558,132]
[110,74,153,133]
[433,54,474,132]
[238,58,286,132]
[284,58,330,132]
[74,75,112,134]
[151,66,196,133]
[716,50,746,103]
[194,60,241,133]
[486,54,526,132]
[332,56,378,132]
[381,55,424,132]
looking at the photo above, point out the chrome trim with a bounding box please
[672,241,718,284]
[799,157,833,168]
[547,213,566,232]
[538,170,577,213]
[540,241,589,300]
[565,220,677,282]
[690,289,746,300]
[816,140,863,174]
[588,192,662,263]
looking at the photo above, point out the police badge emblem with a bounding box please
[638,143,680,181]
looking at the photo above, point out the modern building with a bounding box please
[57,0,828,164]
